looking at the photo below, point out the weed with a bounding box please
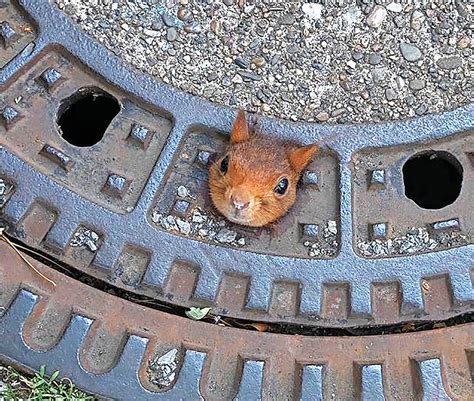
[0,365,94,401]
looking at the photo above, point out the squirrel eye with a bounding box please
[220,155,229,174]
[274,178,289,195]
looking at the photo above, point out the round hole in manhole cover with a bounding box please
[403,150,463,209]
[57,87,120,147]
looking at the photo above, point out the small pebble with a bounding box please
[232,74,243,84]
[387,3,403,13]
[184,22,202,34]
[177,186,189,198]
[385,88,397,101]
[436,56,462,70]
[207,72,218,81]
[234,57,249,69]
[166,27,178,42]
[399,42,422,62]
[410,10,425,30]
[415,104,428,115]
[457,36,470,49]
[315,111,329,122]
[177,8,191,22]
[347,60,357,69]
[409,79,426,91]
[368,53,382,65]
[366,5,387,28]
[161,12,176,27]
[238,70,261,81]
[279,14,295,25]
[252,56,265,68]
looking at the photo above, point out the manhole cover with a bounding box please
[0,0,472,399]
[1,243,472,400]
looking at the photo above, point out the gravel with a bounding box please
[152,206,246,247]
[357,226,469,258]
[152,186,246,248]
[69,227,100,252]
[56,0,472,123]
[0,179,13,209]
[147,348,180,389]
[303,220,339,258]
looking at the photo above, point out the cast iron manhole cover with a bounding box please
[0,0,472,399]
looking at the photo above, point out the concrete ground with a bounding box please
[57,0,472,123]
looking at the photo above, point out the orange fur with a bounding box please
[230,109,250,144]
[288,144,319,172]
[209,110,319,227]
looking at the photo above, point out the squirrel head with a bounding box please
[209,110,319,227]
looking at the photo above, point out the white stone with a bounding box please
[387,2,403,13]
[151,348,179,387]
[343,6,362,29]
[347,60,356,69]
[216,228,237,243]
[176,219,191,235]
[192,213,205,223]
[151,212,162,223]
[302,3,323,20]
[396,76,405,89]
[366,5,387,28]
[411,10,425,30]
[327,220,337,235]
[232,74,243,84]
[177,185,189,198]
[143,28,160,37]
[86,240,98,252]
[198,228,209,237]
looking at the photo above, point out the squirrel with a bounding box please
[209,110,319,227]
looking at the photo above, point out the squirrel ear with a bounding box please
[230,110,250,144]
[288,144,319,172]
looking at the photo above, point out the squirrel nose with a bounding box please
[231,196,250,211]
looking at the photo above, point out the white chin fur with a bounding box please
[226,214,251,225]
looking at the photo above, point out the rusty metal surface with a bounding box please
[1,242,472,400]
[353,129,473,257]
[0,0,36,69]
[0,50,173,214]
[0,0,471,332]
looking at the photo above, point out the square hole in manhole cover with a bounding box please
[150,127,341,259]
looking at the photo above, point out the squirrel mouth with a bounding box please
[227,211,251,225]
